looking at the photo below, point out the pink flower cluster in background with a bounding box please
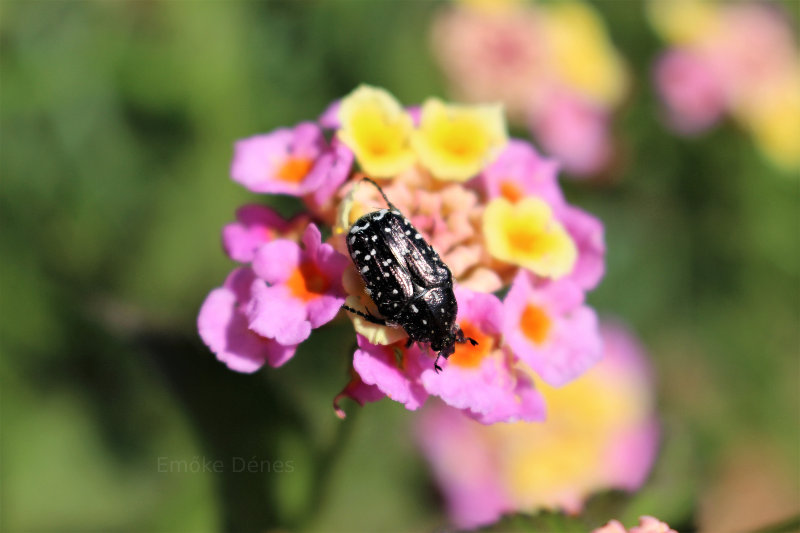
[650,0,800,171]
[416,321,660,527]
[594,516,677,533]
[199,85,607,425]
[431,0,629,176]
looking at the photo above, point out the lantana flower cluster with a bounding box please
[650,0,800,172]
[416,321,659,528]
[430,0,629,176]
[198,85,606,424]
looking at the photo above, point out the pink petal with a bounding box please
[222,205,291,263]
[318,100,341,129]
[247,284,312,346]
[530,91,612,176]
[559,206,606,291]
[481,139,564,208]
[252,239,302,285]
[309,138,354,208]
[197,268,299,372]
[353,336,428,411]
[306,293,346,329]
[230,130,293,193]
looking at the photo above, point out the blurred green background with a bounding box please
[1,1,797,532]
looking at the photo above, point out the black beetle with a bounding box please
[342,178,477,372]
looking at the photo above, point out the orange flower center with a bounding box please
[520,304,551,345]
[508,225,543,255]
[286,261,330,302]
[277,156,314,183]
[500,180,524,203]
[448,320,494,368]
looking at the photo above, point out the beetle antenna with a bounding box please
[341,304,388,326]
[361,177,400,211]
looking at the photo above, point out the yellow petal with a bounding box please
[647,0,720,45]
[412,98,508,182]
[544,1,628,107]
[337,85,416,178]
[482,197,577,278]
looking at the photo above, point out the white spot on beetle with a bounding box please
[392,210,401,216]
[392,289,398,294]
[422,320,427,325]
[361,266,369,273]
[377,292,382,298]
[405,230,411,235]
[353,250,361,256]
[364,255,371,261]
[371,235,378,241]
[384,227,391,233]
[351,221,370,233]
[349,236,356,245]
[383,272,390,277]
[372,209,388,221]
[414,233,421,239]
[411,304,418,313]
[365,288,372,295]
[370,249,376,255]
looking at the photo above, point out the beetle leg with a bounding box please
[455,327,479,347]
[433,343,454,374]
[341,305,387,326]
[405,337,414,348]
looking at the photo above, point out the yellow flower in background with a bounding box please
[412,98,507,182]
[457,0,520,14]
[647,0,720,45]
[338,85,416,178]
[543,1,628,108]
[739,70,800,172]
[482,197,576,279]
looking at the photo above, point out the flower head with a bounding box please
[248,224,348,345]
[416,320,659,528]
[231,122,352,197]
[503,271,602,387]
[201,85,607,427]
[431,0,628,176]
[650,0,800,172]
